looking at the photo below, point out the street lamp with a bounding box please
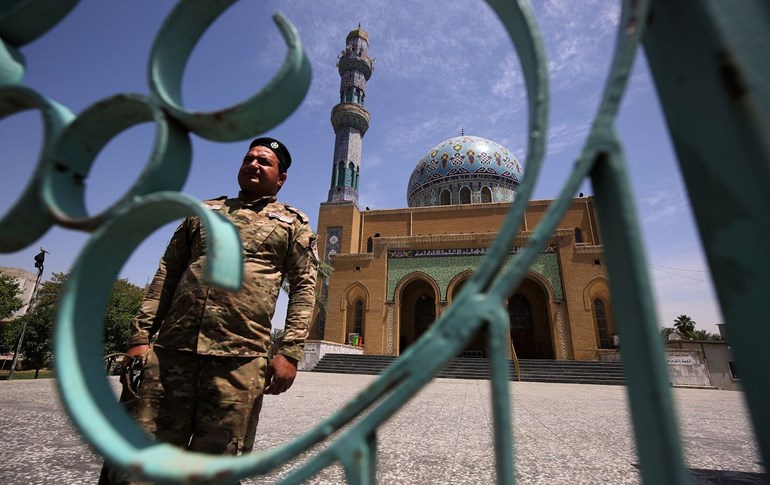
[7,248,49,380]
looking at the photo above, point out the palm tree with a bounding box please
[691,328,720,341]
[673,315,696,340]
[660,327,678,340]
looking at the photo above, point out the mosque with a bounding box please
[309,27,615,361]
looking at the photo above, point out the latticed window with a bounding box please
[460,187,471,204]
[594,298,610,348]
[353,300,364,335]
[440,189,451,205]
[481,186,492,203]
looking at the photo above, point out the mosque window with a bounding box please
[460,187,471,204]
[481,186,492,203]
[336,161,345,187]
[353,299,364,336]
[346,162,355,186]
[575,228,584,243]
[594,298,610,349]
[440,189,451,205]
[367,237,373,253]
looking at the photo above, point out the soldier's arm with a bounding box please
[128,217,195,348]
[278,221,319,362]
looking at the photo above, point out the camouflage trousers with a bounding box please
[99,347,267,485]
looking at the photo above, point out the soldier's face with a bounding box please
[238,146,287,199]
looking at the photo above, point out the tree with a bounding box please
[660,327,678,340]
[103,279,144,356]
[15,272,67,377]
[0,274,24,321]
[673,314,696,340]
[691,328,721,341]
[17,305,55,377]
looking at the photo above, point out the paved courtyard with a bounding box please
[0,373,765,484]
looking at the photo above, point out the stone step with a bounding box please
[311,354,627,385]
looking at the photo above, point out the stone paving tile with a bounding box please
[0,373,765,484]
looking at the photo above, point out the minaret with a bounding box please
[326,25,374,204]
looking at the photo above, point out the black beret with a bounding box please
[249,137,292,172]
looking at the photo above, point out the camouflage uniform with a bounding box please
[100,194,318,485]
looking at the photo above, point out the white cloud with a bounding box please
[640,187,688,224]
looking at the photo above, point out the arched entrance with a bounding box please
[398,278,438,354]
[509,277,553,359]
[449,276,486,357]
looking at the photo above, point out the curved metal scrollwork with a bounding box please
[7,0,769,484]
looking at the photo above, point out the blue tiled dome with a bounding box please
[407,135,523,207]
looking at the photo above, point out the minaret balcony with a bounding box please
[331,103,370,134]
[337,55,373,79]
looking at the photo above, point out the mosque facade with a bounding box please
[310,28,615,361]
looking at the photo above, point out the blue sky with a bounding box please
[0,1,722,333]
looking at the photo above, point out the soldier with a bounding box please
[100,137,318,484]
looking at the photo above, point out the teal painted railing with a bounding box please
[1,0,768,483]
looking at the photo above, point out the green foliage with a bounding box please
[666,314,721,341]
[8,273,143,375]
[269,328,285,359]
[0,319,22,354]
[673,314,696,339]
[691,329,722,341]
[15,272,66,373]
[0,274,24,321]
[103,279,144,355]
[660,327,677,340]
[18,304,55,373]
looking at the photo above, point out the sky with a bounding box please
[0,0,722,333]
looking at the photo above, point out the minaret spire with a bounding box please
[326,26,374,204]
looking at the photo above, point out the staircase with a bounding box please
[310,353,626,385]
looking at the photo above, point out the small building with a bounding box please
[0,267,38,321]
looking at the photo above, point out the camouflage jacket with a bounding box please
[129,194,318,362]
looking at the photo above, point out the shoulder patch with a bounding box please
[268,211,295,224]
[282,202,309,223]
[202,196,228,211]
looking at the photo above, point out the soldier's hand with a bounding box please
[120,345,149,386]
[264,354,297,395]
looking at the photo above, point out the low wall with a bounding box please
[598,349,712,388]
[298,340,363,371]
[665,350,712,387]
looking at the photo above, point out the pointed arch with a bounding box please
[460,186,471,204]
[340,281,371,310]
[447,270,474,303]
[481,186,492,203]
[395,272,441,355]
[582,276,611,310]
[393,271,441,303]
[582,276,615,349]
[522,270,557,303]
[440,189,451,205]
[340,282,371,346]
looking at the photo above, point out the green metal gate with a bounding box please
[1,0,767,483]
